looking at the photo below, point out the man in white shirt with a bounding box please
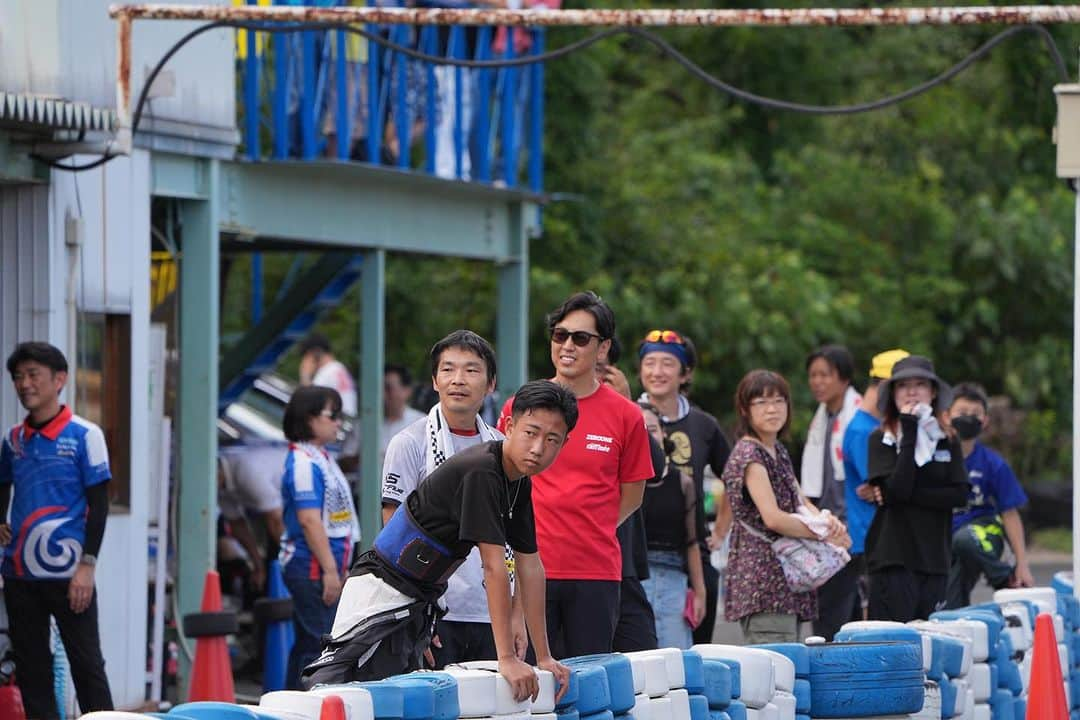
[381,330,523,665]
[299,333,358,417]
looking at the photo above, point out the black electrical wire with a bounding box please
[38,18,1070,172]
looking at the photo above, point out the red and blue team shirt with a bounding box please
[0,406,111,580]
[279,443,360,580]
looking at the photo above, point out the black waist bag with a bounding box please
[301,598,439,689]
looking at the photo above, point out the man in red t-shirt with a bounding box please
[499,291,653,656]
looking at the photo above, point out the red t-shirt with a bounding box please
[498,383,654,581]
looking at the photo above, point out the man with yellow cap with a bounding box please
[840,349,909,620]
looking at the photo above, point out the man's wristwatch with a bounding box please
[79,553,97,567]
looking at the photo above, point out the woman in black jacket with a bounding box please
[865,355,970,622]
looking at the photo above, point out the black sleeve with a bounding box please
[868,417,918,504]
[505,479,537,554]
[909,438,971,510]
[0,483,10,523]
[709,420,732,478]
[83,482,109,557]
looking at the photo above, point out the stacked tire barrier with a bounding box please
[1051,572,1080,720]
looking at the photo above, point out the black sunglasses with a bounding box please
[551,327,604,347]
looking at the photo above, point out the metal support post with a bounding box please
[359,249,386,548]
[496,202,530,396]
[176,159,220,692]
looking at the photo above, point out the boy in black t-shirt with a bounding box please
[303,380,576,702]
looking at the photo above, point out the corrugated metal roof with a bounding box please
[0,92,115,132]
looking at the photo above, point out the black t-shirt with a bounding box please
[617,435,663,580]
[406,441,537,559]
[663,407,731,547]
[864,418,970,575]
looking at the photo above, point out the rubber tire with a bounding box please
[754,650,795,693]
[558,709,581,720]
[566,654,636,714]
[939,677,957,718]
[689,694,710,720]
[382,678,434,720]
[701,660,732,709]
[259,690,328,718]
[1072,672,1080,709]
[691,646,774,709]
[580,710,615,720]
[930,611,1003,662]
[684,651,706,695]
[351,682,405,720]
[709,713,731,720]
[808,641,922,675]
[911,620,988,665]
[393,673,459,720]
[834,626,930,674]
[650,696,673,720]
[793,679,810,714]
[770,690,795,720]
[929,633,968,679]
[253,597,294,624]
[630,693,651,720]
[556,667,581,710]
[996,659,1022,696]
[951,678,969,716]
[969,664,991,703]
[1011,697,1025,720]
[628,649,687,690]
[629,656,648,695]
[182,611,238,638]
[669,688,692,720]
[639,655,670,698]
[750,643,809,678]
[724,700,746,720]
[438,668,496,718]
[714,659,741,700]
[572,665,613,716]
[989,688,1013,718]
[809,668,925,718]
[310,686,376,720]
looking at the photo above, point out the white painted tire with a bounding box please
[911,619,987,663]
[908,623,973,676]
[311,686,376,720]
[971,702,990,720]
[631,693,652,720]
[691,645,775,709]
[1061,643,1071,675]
[240,706,310,720]
[992,587,1058,609]
[968,664,991,703]
[669,688,693,720]
[628,649,687,690]
[745,703,777,720]
[770,690,795,720]
[1020,650,1031,691]
[442,667,500,718]
[755,650,795,693]
[629,656,648,694]
[919,681,942,720]
[951,678,969,715]
[1056,614,1068,645]
[641,655,672,698]
[456,661,555,713]
[651,696,674,720]
[999,603,1034,652]
[962,689,974,720]
[534,714,558,720]
[261,690,331,718]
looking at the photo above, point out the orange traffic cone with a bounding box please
[187,570,236,702]
[320,694,347,720]
[1026,612,1068,720]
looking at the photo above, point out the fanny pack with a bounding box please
[738,518,849,593]
[374,503,464,584]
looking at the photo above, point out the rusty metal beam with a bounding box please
[109,4,1080,27]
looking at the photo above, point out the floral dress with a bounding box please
[723,437,817,622]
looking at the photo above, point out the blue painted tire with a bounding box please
[1072,630,1080,662]
[170,703,258,720]
[935,635,967,678]
[683,651,705,695]
[558,708,581,720]
[352,682,405,719]
[556,667,581,710]
[795,716,810,720]
[570,665,612,716]
[808,641,923,676]
[566,654,636,714]
[988,662,999,697]
[750,643,809,678]
[996,658,1022,696]
[580,710,616,720]
[714,659,741,700]
[701,660,732,709]
[989,688,1013,719]
[930,610,1003,661]
[1054,571,1074,596]
[1060,594,1080,630]
[383,678,435,720]
[1071,672,1080,709]
[809,667,925,718]
[395,672,459,720]
[1012,697,1026,720]
[998,633,1015,662]
[939,678,958,718]
[925,635,947,681]
[707,713,731,720]
[833,628,927,676]
[793,678,810,714]
[724,700,746,720]
[689,693,709,720]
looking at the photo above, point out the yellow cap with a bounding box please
[869,349,910,379]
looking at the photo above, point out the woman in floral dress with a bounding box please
[723,369,849,643]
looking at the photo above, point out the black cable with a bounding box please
[39,18,1069,172]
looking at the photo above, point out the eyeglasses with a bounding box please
[551,327,603,347]
[643,329,685,345]
[750,397,787,409]
[320,409,342,421]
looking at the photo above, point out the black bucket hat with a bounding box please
[877,355,953,415]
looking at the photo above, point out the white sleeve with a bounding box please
[381,432,424,506]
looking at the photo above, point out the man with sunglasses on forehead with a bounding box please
[637,329,731,644]
[498,292,654,657]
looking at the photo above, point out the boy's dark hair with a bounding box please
[952,382,990,412]
[805,344,856,385]
[546,291,615,341]
[298,332,333,357]
[733,369,792,440]
[605,336,622,365]
[6,342,68,375]
[385,363,413,387]
[511,380,579,433]
[429,330,497,384]
[283,385,343,442]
